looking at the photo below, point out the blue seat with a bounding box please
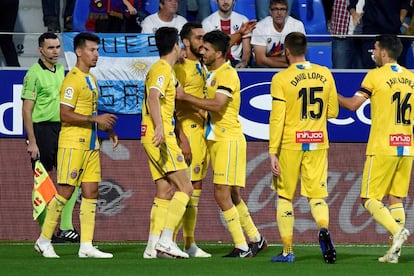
[405,45,414,69]
[143,0,159,14]
[291,0,330,42]
[72,0,90,32]
[210,0,256,20]
[306,44,332,68]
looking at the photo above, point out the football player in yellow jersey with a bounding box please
[34,32,118,258]
[172,22,211,258]
[141,27,193,259]
[176,30,266,258]
[339,35,412,264]
[269,32,338,264]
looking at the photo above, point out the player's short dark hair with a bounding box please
[203,30,230,58]
[38,32,58,47]
[73,32,100,50]
[155,27,179,56]
[285,32,307,56]
[180,22,203,41]
[376,35,403,60]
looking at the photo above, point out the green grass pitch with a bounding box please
[1,242,414,275]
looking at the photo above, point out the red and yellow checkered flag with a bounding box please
[32,160,57,220]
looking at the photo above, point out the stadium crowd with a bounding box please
[1,0,414,265]
[2,0,414,69]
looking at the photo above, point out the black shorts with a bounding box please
[29,122,61,171]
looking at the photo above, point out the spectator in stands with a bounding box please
[330,0,362,68]
[141,0,187,33]
[41,0,75,32]
[87,0,140,33]
[178,0,211,21]
[202,0,252,68]
[251,0,305,67]
[0,0,20,66]
[256,0,293,20]
[349,0,411,68]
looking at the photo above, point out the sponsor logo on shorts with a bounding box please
[141,125,147,137]
[70,169,78,179]
[296,131,324,143]
[390,134,412,146]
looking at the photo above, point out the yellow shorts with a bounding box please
[207,136,246,187]
[57,148,101,186]
[272,149,328,199]
[360,155,413,200]
[185,125,209,181]
[142,139,188,181]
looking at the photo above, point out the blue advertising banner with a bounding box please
[0,68,369,141]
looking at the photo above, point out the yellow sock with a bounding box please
[41,194,67,239]
[236,199,260,242]
[309,198,329,229]
[277,197,294,254]
[173,217,183,242]
[389,203,405,227]
[364,199,400,235]
[222,206,247,249]
[150,197,169,235]
[164,192,190,231]
[79,198,97,243]
[183,189,201,248]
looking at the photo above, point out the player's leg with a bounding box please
[210,139,251,258]
[77,150,112,258]
[379,156,412,263]
[232,187,267,256]
[270,149,300,263]
[302,150,335,264]
[182,133,211,257]
[144,178,171,259]
[155,169,192,258]
[57,186,80,241]
[34,146,75,258]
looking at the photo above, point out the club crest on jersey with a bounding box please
[157,76,165,87]
[177,154,184,162]
[296,131,324,143]
[193,165,201,174]
[390,134,412,146]
[64,87,74,100]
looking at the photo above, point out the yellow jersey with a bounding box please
[59,67,100,150]
[205,61,243,141]
[359,63,414,156]
[173,58,206,129]
[141,59,179,144]
[269,61,339,152]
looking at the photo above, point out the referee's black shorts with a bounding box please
[29,121,61,172]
